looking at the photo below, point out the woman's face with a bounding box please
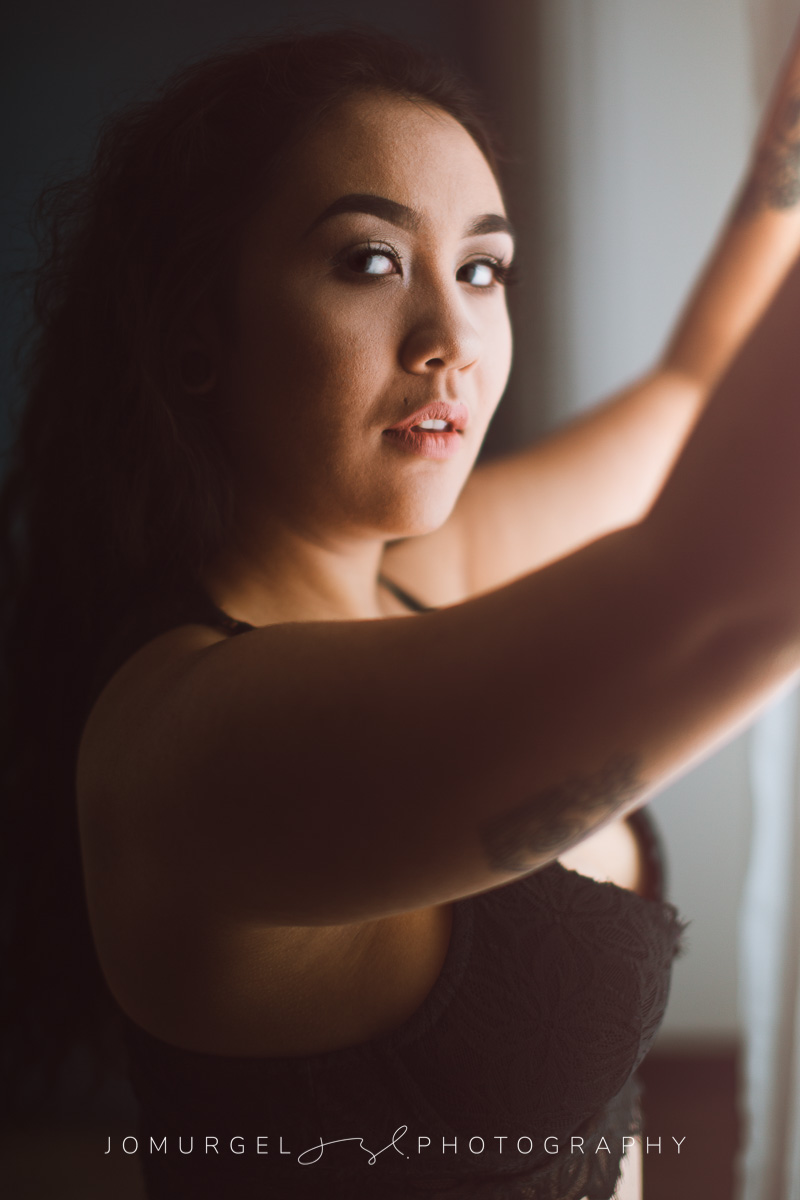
[219,89,514,544]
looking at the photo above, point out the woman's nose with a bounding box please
[398,288,480,376]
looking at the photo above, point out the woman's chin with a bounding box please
[379,495,461,541]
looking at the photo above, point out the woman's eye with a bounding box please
[459,260,497,288]
[345,247,399,277]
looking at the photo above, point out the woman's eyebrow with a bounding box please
[304,193,515,244]
[467,213,516,243]
[304,193,422,235]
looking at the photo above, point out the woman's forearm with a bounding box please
[649,245,800,628]
[662,18,800,390]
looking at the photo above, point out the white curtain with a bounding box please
[740,10,800,1200]
[740,687,800,1199]
[740,1,800,1192]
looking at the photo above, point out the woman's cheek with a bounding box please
[483,310,513,401]
[300,297,397,390]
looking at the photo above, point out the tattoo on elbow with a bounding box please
[735,93,800,219]
[478,752,644,874]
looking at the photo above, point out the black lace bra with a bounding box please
[107,577,687,1199]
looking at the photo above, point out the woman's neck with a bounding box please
[201,513,393,625]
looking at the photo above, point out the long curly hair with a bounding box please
[0,27,502,1115]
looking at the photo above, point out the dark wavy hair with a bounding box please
[0,27,502,1113]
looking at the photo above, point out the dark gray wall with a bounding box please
[0,0,541,1127]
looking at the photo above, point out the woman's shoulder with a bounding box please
[77,592,235,817]
[84,618,225,731]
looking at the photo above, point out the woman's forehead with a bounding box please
[266,91,506,236]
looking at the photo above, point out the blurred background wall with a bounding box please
[526,0,756,1046]
[1,0,761,1054]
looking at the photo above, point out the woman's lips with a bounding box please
[382,426,463,460]
[383,400,469,460]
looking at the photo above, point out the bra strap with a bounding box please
[203,600,256,636]
[377,573,434,613]
[205,576,432,632]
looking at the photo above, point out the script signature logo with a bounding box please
[297,1125,409,1165]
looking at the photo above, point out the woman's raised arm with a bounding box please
[79,252,800,927]
[663,14,800,390]
[387,18,800,603]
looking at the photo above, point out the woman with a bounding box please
[4,22,800,1200]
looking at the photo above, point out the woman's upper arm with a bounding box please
[77,517,792,929]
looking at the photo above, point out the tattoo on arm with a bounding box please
[478,752,644,874]
[735,93,800,220]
